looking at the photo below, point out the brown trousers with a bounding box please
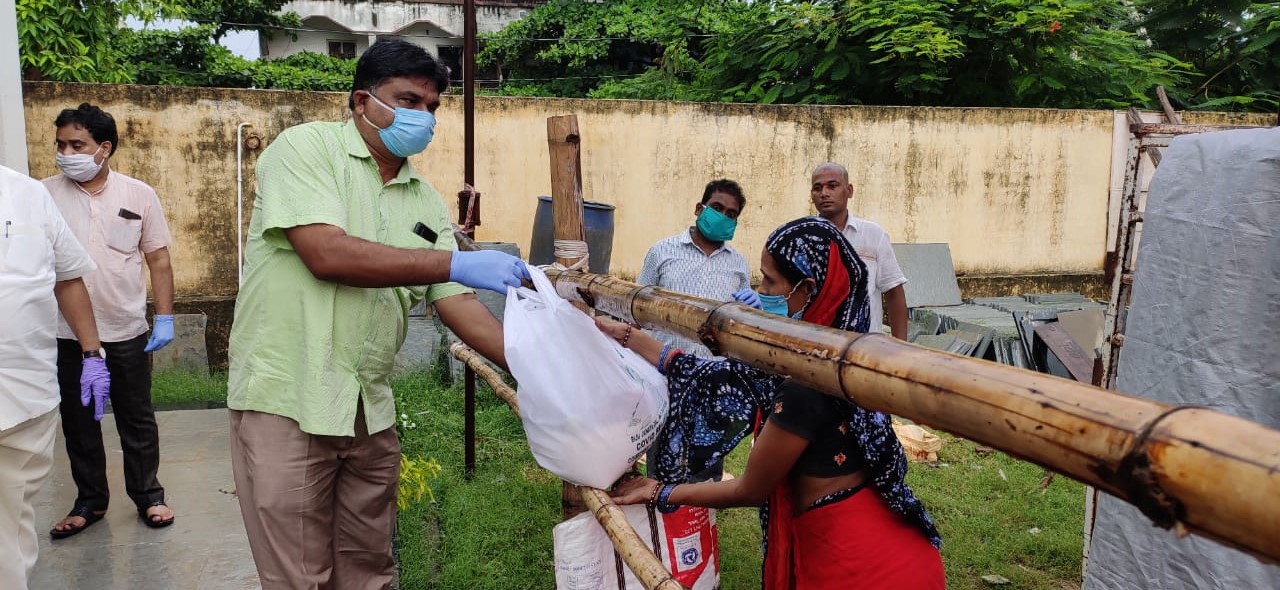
[229,408,400,590]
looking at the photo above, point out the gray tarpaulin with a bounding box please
[1083,127,1280,589]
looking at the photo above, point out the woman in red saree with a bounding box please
[601,217,943,589]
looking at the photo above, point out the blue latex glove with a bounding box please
[732,288,763,309]
[144,315,174,353]
[449,250,531,293]
[81,357,111,421]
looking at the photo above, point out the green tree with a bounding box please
[480,0,1199,110]
[699,0,1190,108]
[16,0,183,82]
[176,0,300,42]
[1133,1,1280,110]
[116,26,354,91]
[477,0,763,99]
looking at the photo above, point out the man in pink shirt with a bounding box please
[42,103,177,538]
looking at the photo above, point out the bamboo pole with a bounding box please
[450,342,520,413]
[450,342,688,590]
[579,487,687,590]
[542,269,1280,564]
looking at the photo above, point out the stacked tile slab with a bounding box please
[908,294,1104,369]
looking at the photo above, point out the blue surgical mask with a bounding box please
[695,206,737,242]
[757,283,804,318]
[758,293,790,317]
[363,93,436,157]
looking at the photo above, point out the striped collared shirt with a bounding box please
[636,229,751,357]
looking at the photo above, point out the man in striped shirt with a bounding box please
[637,178,751,359]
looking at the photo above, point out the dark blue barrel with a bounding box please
[528,196,615,274]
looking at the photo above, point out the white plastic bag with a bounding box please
[504,266,669,489]
[553,506,720,590]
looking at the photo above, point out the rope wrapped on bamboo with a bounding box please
[449,342,689,590]
[540,268,1280,564]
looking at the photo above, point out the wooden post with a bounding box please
[547,114,590,520]
[451,342,520,412]
[547,115,588,270]
[579,487,687,590]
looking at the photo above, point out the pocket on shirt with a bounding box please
[854,249,879,287]
[105,218,143,255]
[3,225,51,277]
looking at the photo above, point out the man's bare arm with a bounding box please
[284,224,453,287]
[54,278,101,351]
[434,294,508,371]
[884,284,908,340]
[144,247,175,315]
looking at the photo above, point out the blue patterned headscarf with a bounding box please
[763,217,870,333]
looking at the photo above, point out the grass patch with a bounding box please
[393,370,1085,589]
[150,369,228,406]
[908,436,1084,590]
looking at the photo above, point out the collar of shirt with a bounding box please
[677,227,735,256]
[72,169,112,197]
[838,214,862,234]
[340,119,422,186]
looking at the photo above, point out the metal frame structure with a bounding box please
[1099,117,1268,389]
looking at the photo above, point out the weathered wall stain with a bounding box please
[24,82,1274,302]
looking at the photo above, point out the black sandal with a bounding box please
[138,501,175,528]
[50,506,105,539]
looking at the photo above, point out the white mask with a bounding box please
[55,144,106,183]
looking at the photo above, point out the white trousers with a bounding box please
[0,408,59,590]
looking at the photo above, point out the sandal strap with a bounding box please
[67,505,103,519]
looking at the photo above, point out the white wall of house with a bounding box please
[262,27,372,60]
[263,0,532,61]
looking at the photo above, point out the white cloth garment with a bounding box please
[835,215,907,331]
[0,165,96,430]
[0,408,59,589]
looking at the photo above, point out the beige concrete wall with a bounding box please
[24,83,350,297]
[23,82,1272,297]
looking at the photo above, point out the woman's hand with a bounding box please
[610,476,660,505]
[594,316,632,342]
[595,316,665,367]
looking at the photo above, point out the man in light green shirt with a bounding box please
[227,40,528,590]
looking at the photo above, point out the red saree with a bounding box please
[764,485,944,589]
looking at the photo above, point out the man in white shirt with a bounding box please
[0,164,107,588]
[810,162,909,339]
[637,179,752,358]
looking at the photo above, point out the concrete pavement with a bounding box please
[31,409,258,590]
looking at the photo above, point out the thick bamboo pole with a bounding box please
[450,342,688,590]
[579,487,687,590]
[543,269,1280,564]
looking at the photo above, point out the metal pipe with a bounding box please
[464,365,476,479]
[235,122,252,287]
[463,0,476,188]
